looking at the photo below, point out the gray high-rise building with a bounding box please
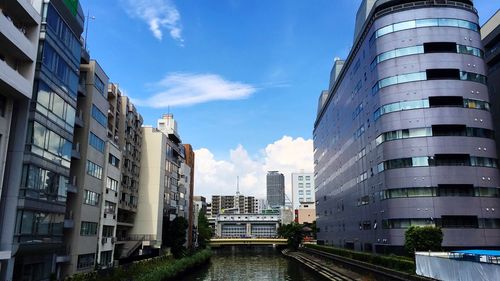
[267,171,285,207]
[315,0,500,254]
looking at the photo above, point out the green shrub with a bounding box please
[304,244,415,274]
[65,249,211,281]
[404,226,443,254]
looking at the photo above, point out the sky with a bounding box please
[79,0,499,201]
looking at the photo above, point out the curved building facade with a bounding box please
[314,0,500,253]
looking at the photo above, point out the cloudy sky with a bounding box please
[80,0,498,201]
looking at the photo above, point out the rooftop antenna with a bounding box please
[236,176,240,196]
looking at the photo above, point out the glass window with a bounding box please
[104,201,116,214]
[393,20,416,32]
[376,25,393,37]
[83,190,100,206]
[91,105,107,127]
[102,225,114,237]
[86,161,103,179]
[77,254,95,270]
[80,221,98,236]
[416,18,438,27]
[94,75,105,95]
[106,177,118,191]
[89,132,105,153]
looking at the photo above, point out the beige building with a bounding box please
[131,126,168,251]
[296,203,316,224]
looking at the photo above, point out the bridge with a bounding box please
[209,238,288,246]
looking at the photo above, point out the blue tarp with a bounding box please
[452,250,500,257]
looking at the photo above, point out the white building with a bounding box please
[291,172,314,210]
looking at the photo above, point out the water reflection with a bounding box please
[179,246,325,281]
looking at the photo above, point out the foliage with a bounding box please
[65,249,212,281]
[304,244,415,274]
[404,226,443,254]
[197,209,212,249]
[278,222,304,250]
[165,216,189,258]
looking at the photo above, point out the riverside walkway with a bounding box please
[282,249,363,281]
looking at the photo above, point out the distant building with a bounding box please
[266,171,285,207]
[214,214,280,238]
[211,195,257,215]
[291,172,314,210]
[295,203,316,224]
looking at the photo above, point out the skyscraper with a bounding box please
[266,171,285,208]
[314,0,499,253]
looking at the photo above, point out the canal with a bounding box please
[178,246,328,281]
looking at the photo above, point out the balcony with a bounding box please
[67,176,77,193]
[63,219,74,229]
[0,57,32,98]
[0,8,37,62]
[71,143,81,159]
[74,110,84,127]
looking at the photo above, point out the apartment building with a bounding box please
[62,59,110,276]
[0,0,41,279]
[315,0,500,253]
[211,195,257,215]
[114,94,143,259]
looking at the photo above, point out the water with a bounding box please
[178,246,326,281]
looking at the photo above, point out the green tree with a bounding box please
[278,222,304,250]
[404,226,443,255]
[165,216,188,258]
[197,210,212,249]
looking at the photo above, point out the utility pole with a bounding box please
[84,9,95,49]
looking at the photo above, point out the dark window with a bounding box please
[423,42,456,53]
[426,69,460,80]
[431,154,470,166]
[437,184,474,197]
[77,253,95,269]
[432,124,467,136]
[109,153,120,168]
[441,216,478,228]
[429,96,463,107]
[0,94,6,117]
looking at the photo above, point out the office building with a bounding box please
[214,214,281,238]
[0,0,41,279]
[0,0,84,279]
[266,171,285,207]
[314,0,500,253]
[482,11,500,155]
[63,60,110,276]
[291,172,314,210]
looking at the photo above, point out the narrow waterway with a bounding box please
[178,246,328,281]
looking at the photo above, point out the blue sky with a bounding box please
[79,0,499,198]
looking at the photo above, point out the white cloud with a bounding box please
[133,72,257,107]
[123,0,183,43]
[194,136,314,202]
